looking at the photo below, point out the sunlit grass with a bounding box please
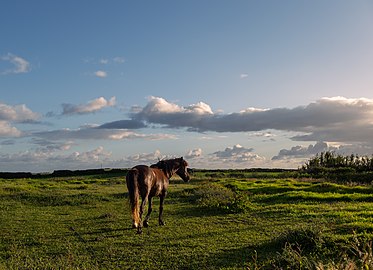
[1,172,373,269]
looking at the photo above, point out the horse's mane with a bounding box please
[150,157,188,177]
[150,158,173,170]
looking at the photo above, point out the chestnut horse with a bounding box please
[126,157,190,234]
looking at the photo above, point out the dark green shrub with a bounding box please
[301,151,373,183]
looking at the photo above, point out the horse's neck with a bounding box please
[163,168,174,179]
[162,162,177,179]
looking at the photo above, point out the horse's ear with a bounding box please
[180,157,187,166]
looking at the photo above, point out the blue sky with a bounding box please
[1,1,373,172]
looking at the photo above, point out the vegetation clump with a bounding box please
[186,182,251,213]
[301,151,373,183]
[270,227,327,269]
[302,151,373,172]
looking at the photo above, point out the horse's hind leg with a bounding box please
[143,197,153,228]
[137,195,148,234]
[159,194,166,226]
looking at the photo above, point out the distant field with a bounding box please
[1,170,373,269]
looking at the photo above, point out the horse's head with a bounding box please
[175,157,190,182]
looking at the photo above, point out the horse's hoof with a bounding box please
[143,221,149,228]
[137,228,142,234]
[159,220,165,226]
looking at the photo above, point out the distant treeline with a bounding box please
[0,168,296,179]
[191,168,296,173]
[0,168,128,179]
[3,156,372,183]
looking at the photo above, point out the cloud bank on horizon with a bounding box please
[118,96,373,144]
[1,95,373,172]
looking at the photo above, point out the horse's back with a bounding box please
[127,165,167,197]
[130,165,152,178]
[133,164,150,170]
[127,165,153,188]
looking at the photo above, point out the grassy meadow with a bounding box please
[1,170,373,269]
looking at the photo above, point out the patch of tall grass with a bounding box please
[248,229,373,270]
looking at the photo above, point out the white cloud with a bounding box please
[141,96,213,115]
[132,97,214,130]
[0,121,22,137]
[0,102,40,138]
[142,96,183,114]
[62,96,116,115]
[240,73,249,79]
[69,146,111,163]
[213,144,253,158]
[94,70,107,78]
[125,150,164,165]
[272,141,329,160]
[185,148,202,159]
[0,102,40,122]
[185,102,213,115]
[1,53,31,74]
[211,144,266,166]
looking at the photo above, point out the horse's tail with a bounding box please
[126,168,140,228]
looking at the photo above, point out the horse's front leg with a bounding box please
[143,197,153,228]
[159,193,166,226]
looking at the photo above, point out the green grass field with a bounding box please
[1,171,373,269]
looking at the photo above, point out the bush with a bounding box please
[189,183,251,213]
[300,152,373,183]
[303,152,373,173]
